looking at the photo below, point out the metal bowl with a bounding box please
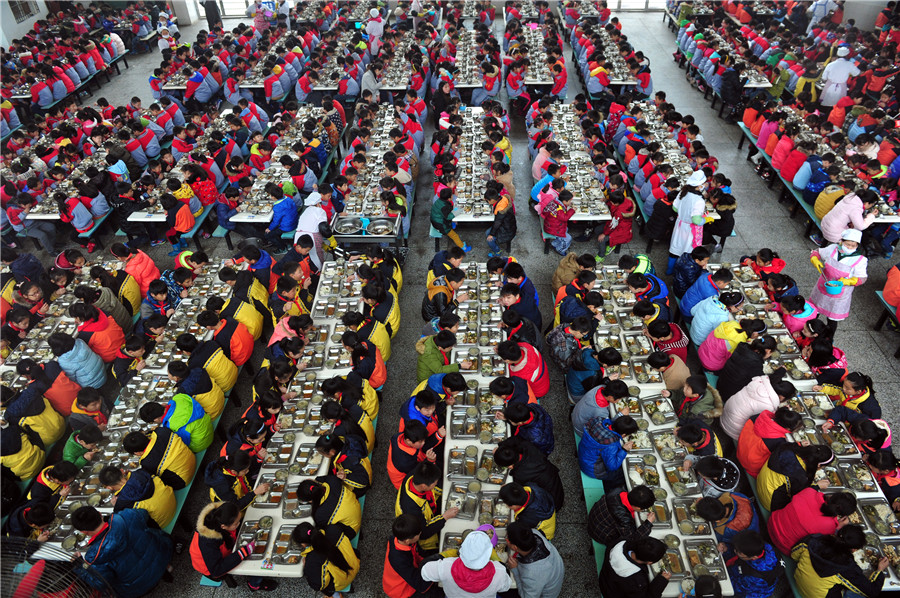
[366,218,394,236]
[334,217,363,235]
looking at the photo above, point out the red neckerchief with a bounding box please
[514,413,535,435]
[408,478,437,513]
[676,392,702,417]
[439,348,450,366]
[619,491,635,514]
[565,327,584,350]
[508,322,523,338]
[694,428,711,451]
[228,469,250,494]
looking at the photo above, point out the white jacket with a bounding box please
[720,375,781,440]
[421,558,511,598]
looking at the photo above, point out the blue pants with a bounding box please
[486,229,501,253]
[550,232,571,255]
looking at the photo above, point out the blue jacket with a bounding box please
[270,197,299,233]
[689,296,731,346]
[79,508,172,597]
[216,201,239,230]
[672,253,706,298]
[681,273,719,318]
[727,542,783,598]
[58,339,107,388]
[558,294,591,325]
[513,404,554,456]
[578,417,627,479]
[566,348,604,398]
[531,174,553,202]
[9,253,45,283]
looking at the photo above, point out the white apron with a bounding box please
[809,246,865,320]
[669,191,704,256]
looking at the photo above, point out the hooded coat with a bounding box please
[94,286,133,334]
[189,502,254,579]
[415,335,460,383]
[79,508,172,597]
[792,534,885,598]
[689,295,732,346]
[113,469,176,529]
[671,253,706,298]
[510,485,557,540]
[598,540,669,598]
[578,417,627,481]
[721,376,784,440]
[511,404,555,456]
[511,530,565,598]
[58,338,107,389]
[122,250,161,297]
[161,393,214,452]
[587,491,653,546]
[77,310,126,363]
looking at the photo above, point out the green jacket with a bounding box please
[63,432,91,468]
[415,335,460,383]
[768,69,791,99]
[163,393,214,453]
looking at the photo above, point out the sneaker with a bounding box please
[150,239,166,247]
[201,231,211,239]
[808,233,824,247]
[883,250,894,260]
[487,251,501,258]
[248,580,279,592]
[462,243,473,253]
[595,254,605,264]
[86,241,97,254]
[713,243,723,253]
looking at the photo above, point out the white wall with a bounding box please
[0,1,48,49]
[842,1,883,31]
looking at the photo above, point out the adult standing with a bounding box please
[203,0,222,30]
[420,529,511,597]
[820,46,860,107]
[366,8,385,56]
[294,193,327,269]
[667,171,707,275]
[806,0,838,34]
[809,229,868,335]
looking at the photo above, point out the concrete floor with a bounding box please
[86,9,900,598]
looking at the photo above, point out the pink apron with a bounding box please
[810,246,864,320]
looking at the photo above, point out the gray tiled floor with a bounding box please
[77,9,900,598]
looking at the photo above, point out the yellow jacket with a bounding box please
[20,398,66,447]
[396,476,444,551]
[222,298,263,340]
[116,472,176,529]
[200,347,239,394]
[712,320,749,353]
[140,428,197,487]
[194,379,226,421]
[361,319,392,362]
[1,432,45,481]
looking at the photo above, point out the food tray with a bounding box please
[651,431,686,462]
[881,539,900,576]
[673,499,712,536]
[282,483,312,519]
[642,396,677,426]
[839,460,879,493]
[478,449,508,486]
[637,500,672,529]
[299,343,326,370]
[271,524,303,565]
[649,547,687,579]
[630,359,663,384]
[611,289,637,308]
[294,444,325,476]
[860,498,900,537]
[254,473,286,508]
[626,456,661,487]
[813,464,847,490]
[664,464,699,497]
[595,330,623,351]
[798,392,834,419]
[236,520,270,560]
[628,431,654,452]
[622,333,652,357]
[447,447,479,481]
[822,423,860,458]
[684,538,728,580]
[442,533,463,552]
[262,438,294,468]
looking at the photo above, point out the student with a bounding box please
[168,360,225,420]
[416,329,467,383]
[571,380,630,436]
[792,526,888,598]
[648,350,690,392]
[495,437,565,510]
[677,417,724,463]
[0,419,46,481]
[736,407,803,478]
[542,189,575,256]
[387,421,436,490]
[111,243,161,297]
[3,501,55,541]
[671,246,711,298]
[769,488,857,556]
[626,272,670,321]
[645,319,689,364]
[122,427,197,490]
[315,433,372,497]
[698,319,767,373]
[26,461,78,509]
[578,415,638,492]
[196,311,255,368]
[175,332,239,393]
[421,268,469,323]
[721,371,796,440]
[383,514,435,598]
[298,473,362,535]
[499,481,557,540]
[48,332,107,389]
[63,424,102,468]
[73,285,132,335]
[485,187,517,257]
[99,466,176,529]
[69,387,110,431]
[814,371,881,418]
[757,443,835,512]
[139,394,214,453]
[395,461,458,553]
[727,530,785,598]
[421,527,511,597]
[587,485,656,547]
[291,522,360,597]
[70,506,173,597]
[664,374,723,423]
[599,536,671,598]
[504,402,555,456]
[204,451,269,511]
[0,383,65,448]
[90,265,142,316]
[497,340,550,398]
[680,268,733,319]
[69,303,125,363]
[694,456,741,499]
[190,501,277,592]
[505,520,565,597]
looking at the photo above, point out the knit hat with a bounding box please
[459,530,492,569]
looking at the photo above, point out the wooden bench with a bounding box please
[873,290,900,358]
[77,213,113,249]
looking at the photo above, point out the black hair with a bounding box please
[138,402,165,422]
[499,482,529,506]
[122,431,151,453]
[611,415,638,435]
[507,520,537,552]
[392,513,424,541]
[821,492,858,518]
[626,536,666,563]
[732,530,766,558]
[627,485,655,510]
[695,496,728,522]
[772,406,803,431]
[71,505,103,532]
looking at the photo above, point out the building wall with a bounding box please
[0,1,48,49]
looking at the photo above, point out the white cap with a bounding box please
[686,170,707,186]
[837,46,850,57]
[841,228,862,243]
[370,8,379,17]
[304,192,322,207]
[159,12,168,19]
[459,531,492,570]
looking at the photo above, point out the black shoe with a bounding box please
[248,579,279,592]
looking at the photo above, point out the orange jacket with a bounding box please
[212,318,254,367]
[885,264,900,320]
[124,250,161,296]
[174,203,196,233]
[77,311,126,363]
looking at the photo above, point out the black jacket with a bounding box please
[717,343,765,401]
[599,540,669,598]
[488,201,517,244]
[645,194,676,241]
[588,491,653,546]
[502,437,565,510]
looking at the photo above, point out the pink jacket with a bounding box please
[770,135,795,170]
[721,375,783,440]
[781,300,819,335]
[756,120,780,151]
[820,192,877,244]
[768,487,837,555]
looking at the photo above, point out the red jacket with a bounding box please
[778,149,807,182]
[768,487,837,554]
[541,199,574,237]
